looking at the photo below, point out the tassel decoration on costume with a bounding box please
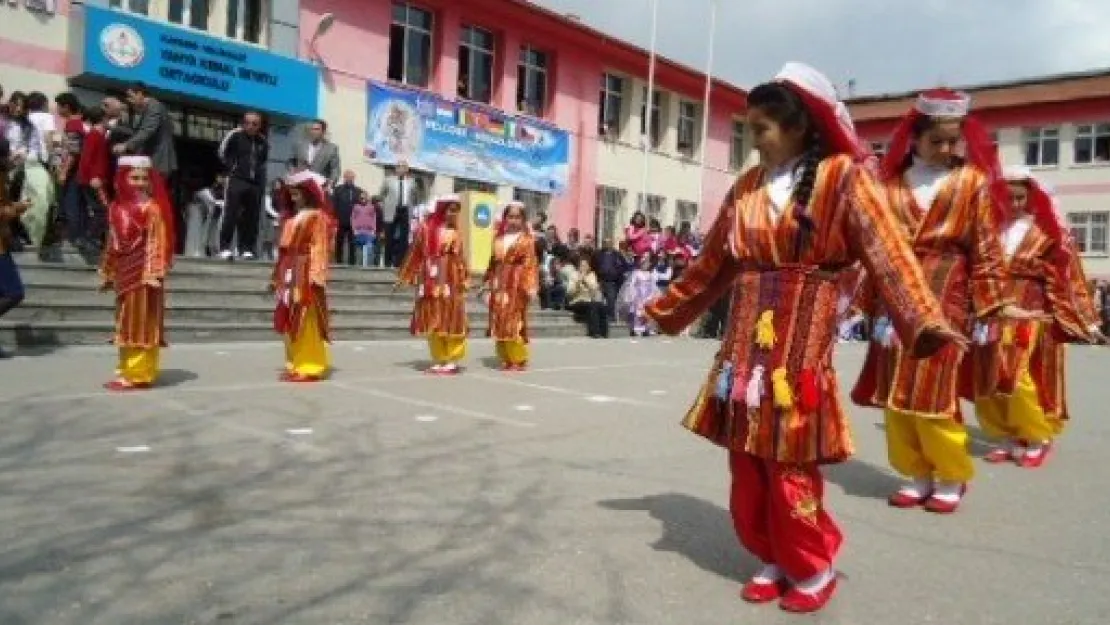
[745,365,765,409]
[755,310,776,350]
[1016,323,1033,348]
[771,367,793,409]
[1001,324,1014,346]
[873,316,894,347]
[798,368,820,413]
[292,287,302,304]
[714,361,734,401]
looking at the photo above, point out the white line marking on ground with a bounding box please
[588,395,616,403]
[352,346,366,352]
[215,351,229,356]
[470,373,658,409]
[286,428,314,435]
[514,404,535,412]
[650,390,668,396]
[156,397,324,451]
[415,415,439,422]
[331,382,536,428]
[116,445,151,453]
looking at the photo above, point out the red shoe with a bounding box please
[441,365,461,376]
[499,362,513,371]
[888,488,931,508]
[1019,443,1053,469]
[103,379,151,392]
[779,577,838,613]
[424,366,444,375]
[510,363,528,372]
[740,578,786,604]
[289,373,322,383]
[924,484,968,515]
[983,448,1013,464]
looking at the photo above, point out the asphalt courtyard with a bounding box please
[1,337,1108,625]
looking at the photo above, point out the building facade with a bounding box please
[849,70,1110,278]
[0,0,749,241]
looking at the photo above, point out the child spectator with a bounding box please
[351,192,378,267]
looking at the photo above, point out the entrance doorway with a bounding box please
[166,106,238,253]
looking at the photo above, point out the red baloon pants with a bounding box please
[728,451,842,581]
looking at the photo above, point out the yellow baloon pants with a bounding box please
[495,339,529,366]
[428,335,467,364]
[885,409,975,483]
[975,369,1063,444]
[118,347,160,385]
[284,306,330,378]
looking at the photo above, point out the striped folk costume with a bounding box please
[397,195,470,374]
[98,155,175,391]
[965,166,1104,467]
[271,170,336,382]
[852,89,1014,514]
[646,63,953,614]
[483,201,538,370]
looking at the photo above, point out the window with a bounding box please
[1067,212,1109,255]
[988,131,999,155]
[677,100,698,157]
[454,177,496,194]
[729,121,746,170]
[598,73,624,136]
[169,0,210,30]
[1023,127,1060,167]
[640,88,662,148]
[869,141,888,158]
[517,46,548,118]
[109,0,149,14]
[388,3,433,88]
[225,0,262,43]
[637,193,664,223]
[458,25,495,103]
[513,188,551,222]
[675,200,698,229]
[596,186,626,241]
[1074,123,1110,165]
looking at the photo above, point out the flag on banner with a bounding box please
[436,104,454,120]
[416,98,435,117]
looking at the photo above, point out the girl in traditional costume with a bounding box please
[619,254,659,337]
[269,170,336,382]
[968,166,1105,467]
[851,89,1040,514]
[397,195,469,375]
[645,63,960,614]
[483,200,538,371]
[98,155,175,391]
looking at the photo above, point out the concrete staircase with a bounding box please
[0,250,585,346]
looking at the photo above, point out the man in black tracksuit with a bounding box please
[217,111,269,260]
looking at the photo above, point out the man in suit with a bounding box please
[331,169,365,265]
[114,83,176,177]
[378,160,421,267]
[295,120,341,191]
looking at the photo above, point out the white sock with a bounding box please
[794,568,835,595]
[932,481,964,503]
[1025,441,1048,458]
[898,478,932,498]
[752,563,783,584]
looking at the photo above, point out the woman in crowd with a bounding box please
[483,200,538,370]
[645,62,960,613]
[397,195,470,375]
[624,211,651,257]
[98,155,175,391]
[567,255,609,339]
[269,170,336,382]
[851,89,1040,514]
[0,137,28,358]
[968,166,1105,467]
[3,91,53,248]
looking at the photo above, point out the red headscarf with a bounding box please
[1003,165,1073,275]
[111,155,176,268]
[283,170,338,236]
[879,89,1008,217]
[774,62,871,163]
[495,200,531,237]
[424,194,462,258]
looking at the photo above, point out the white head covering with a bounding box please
[434,193,461,205]
[914,91,971,118]
[285,170,327,187]
[772,62,867,161]
[1002,165,1034,182]
[118,155,152,168]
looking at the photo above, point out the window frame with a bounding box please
[676,100,698,157]
[640,87,662,149]
[1073,122,1110,165]
[729,120,746,170]
[1067,211,1110,256]
[388,2,435,89]
[516,45,549,118]
[598,73,625,137]
[513,188,552,223]
[458,24,496,104]
[1022,126,1060,168]
[595,185,626,241]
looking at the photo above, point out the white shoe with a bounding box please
[239,251,256,261]
[219,250,234,261]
